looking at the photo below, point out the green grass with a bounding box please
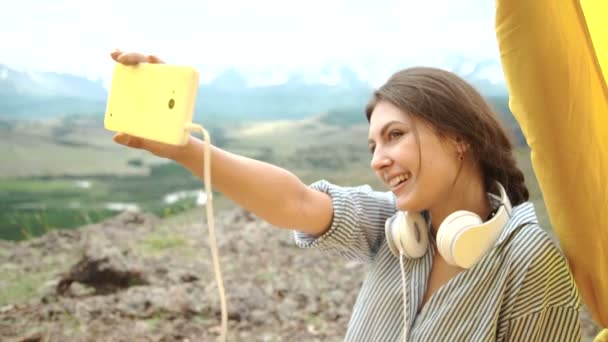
[138,233,189,254]
[0,179,80,192]
[0,208,117,241]
[0,248,9,259]
[0,267,54,306]
[0,160,209,240]
[255,271,276,281]
[142,314,164,331]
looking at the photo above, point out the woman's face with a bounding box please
[368,100,463,212]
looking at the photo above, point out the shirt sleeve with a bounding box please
[293,179,397,262]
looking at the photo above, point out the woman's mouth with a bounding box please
[388,173,411,191]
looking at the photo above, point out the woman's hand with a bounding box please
[110,49,164,65]
[109,49,192,160]
[112,131,192,160]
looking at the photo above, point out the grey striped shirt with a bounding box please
[294,180,581,341]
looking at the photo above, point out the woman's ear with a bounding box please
[452,136,470,155]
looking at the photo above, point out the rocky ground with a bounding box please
[0,209,364,342]
[0,209,602,341]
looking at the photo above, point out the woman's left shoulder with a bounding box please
[497,202,569,270]
[496,203,581,314]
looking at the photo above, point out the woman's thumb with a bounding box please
[113,133,141,148]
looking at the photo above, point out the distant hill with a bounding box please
[0,64,372,121]
[196,67,371,122]
[0,65,106,99]
[0,62,523,143]
[0,65,107,118]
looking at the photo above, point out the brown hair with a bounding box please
[365,67,529,206]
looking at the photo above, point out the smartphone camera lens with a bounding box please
[168,99,175,109]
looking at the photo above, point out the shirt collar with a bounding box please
[494,201,537,247]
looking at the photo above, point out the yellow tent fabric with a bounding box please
[495,0,608,331]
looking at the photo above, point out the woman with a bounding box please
[110,50,581,341]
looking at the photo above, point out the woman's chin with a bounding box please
[395,198,424,213]
[392,181,423,211]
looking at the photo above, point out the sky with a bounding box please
[1,0,502,87]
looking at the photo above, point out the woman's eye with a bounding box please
[369,145,376,154]
[388,130,403,140]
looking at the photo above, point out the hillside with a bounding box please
[0,208,367,341]
[0,114,380,241]
[0,208,601,341]
[0,115,167,179]
[0,111,535,242]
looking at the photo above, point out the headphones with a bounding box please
[384,182,512,269]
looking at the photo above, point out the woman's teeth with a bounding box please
[389,174,409,187]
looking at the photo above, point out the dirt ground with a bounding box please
[0,209,602,341]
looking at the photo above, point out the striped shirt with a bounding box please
[294,180,581,341]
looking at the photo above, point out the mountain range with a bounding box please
[0,61,511,125]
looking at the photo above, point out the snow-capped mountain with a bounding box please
[0,58,508,121]
[442,57,507,97]
[0,64,107,100]
[0,64,108,118]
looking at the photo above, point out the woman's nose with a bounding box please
[370,150,392,171]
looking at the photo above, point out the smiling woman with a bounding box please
[293,67,580,341]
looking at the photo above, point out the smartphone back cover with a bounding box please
[104,63,199,146]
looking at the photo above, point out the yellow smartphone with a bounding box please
[104,62,199,146]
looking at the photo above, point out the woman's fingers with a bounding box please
[113,133,143,149]
[110,50,120,61]
[117,52,148,65]
[110,49,164,65]
[147,54,165,64]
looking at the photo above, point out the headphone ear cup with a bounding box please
[385,212,403,257]
[436,210,483,268]
[385,211,429,258]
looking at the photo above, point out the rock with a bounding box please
[56,244,148,295]
[0,304,15,314]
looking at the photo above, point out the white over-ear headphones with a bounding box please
[385,182,512,269]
